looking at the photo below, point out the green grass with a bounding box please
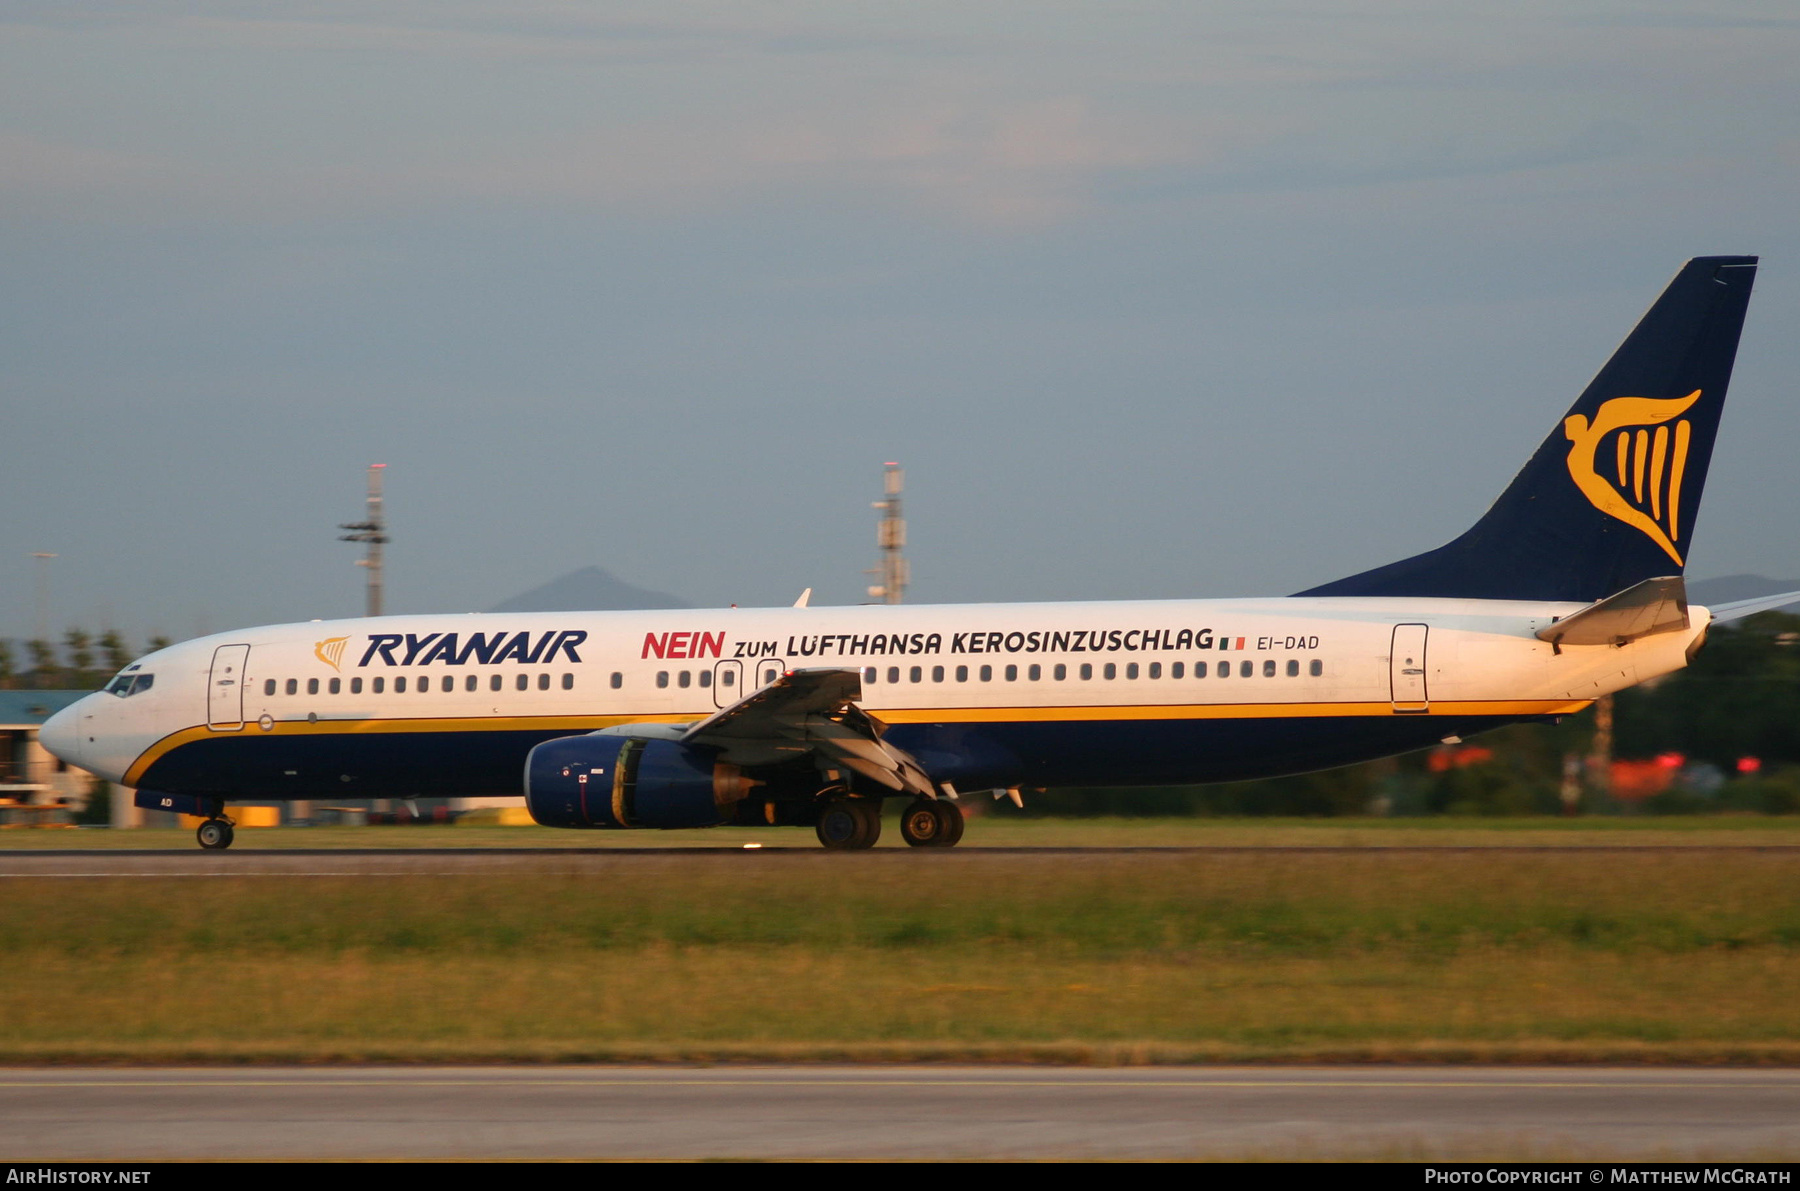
[8,812,1800,849]
[5,850,1800,1063]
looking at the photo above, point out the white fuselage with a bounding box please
[43,594,1707,799]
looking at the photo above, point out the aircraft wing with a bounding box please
[1706,589,1800,623]
[683,667,936,797]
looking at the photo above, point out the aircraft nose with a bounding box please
[39,702,83,767]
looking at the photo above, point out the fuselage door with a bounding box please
[208,644,252,731]
[712,660,743,708]
[1389,624,1429,714]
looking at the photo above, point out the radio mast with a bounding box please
[338,463,388,617]
[865,462,908,605]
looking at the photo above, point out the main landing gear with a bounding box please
[815,798,882,850]
[813,796,966,850]
[196,817,235,851]
[899,798,964,848]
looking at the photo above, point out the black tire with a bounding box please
[936,799,965,847]
[815,798,880,850]
[196,819,233,850]
[901,799,963,848]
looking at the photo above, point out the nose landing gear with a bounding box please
[900,798,964,848]
[196,817,235,850]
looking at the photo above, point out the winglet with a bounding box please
[793,588,812,608]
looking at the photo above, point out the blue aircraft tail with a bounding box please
[1299,256,1758,603]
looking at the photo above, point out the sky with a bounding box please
[5,1,1799,650]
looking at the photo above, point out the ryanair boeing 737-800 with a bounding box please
[40,256,1797,849]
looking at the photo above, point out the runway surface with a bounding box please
[5,846,1800,876]
[3,1066,1797,1159]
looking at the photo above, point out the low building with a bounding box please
[0,691,95,823]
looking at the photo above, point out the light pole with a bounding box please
[338,464,388,617]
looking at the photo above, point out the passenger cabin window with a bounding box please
[720,670,734,688]
[1080,663,1093,680]
[329,677,341,694]
[610,672,623,689]
[910,666,922,683]
[887,667,900,684]
[517,674,529,691]
[1310,659,1323,677]
[678,671,691,689]
[465,675,476,692]
[264,679,276,696]
[931,665,944,682]
[1027,664,1040,681]
[1263,660,1276,677]
[1053,663,1066,681]
[308,678,319,695]
[351,677,363,694]
[490,674,502,692]
[656,671,669,689]
[285,678,298,695]
[395,677,407,693]
[979,665,992,682]
[1240,660,1253,678]
[1171,662,1183,679]
[1104,663,1116,680]
[864,667,877,683]
[1125,662,1138,680]
[1286,660,1299,677]
[561,673,573,690]
[699,670,711,688]
[373,677,385,693]
[1148,662,1161,679]
[1004,664,1017,681]
[956,665,969,683]
[539,673,551,690]
[1217,663,1229,679]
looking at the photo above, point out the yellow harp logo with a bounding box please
[1563,389,1701,566]
[314,636,349,671]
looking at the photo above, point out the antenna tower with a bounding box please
[338,463,388,617]
[865,462,908,604]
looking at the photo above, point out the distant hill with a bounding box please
[488,567,689,614]
[1687,574,1800,610]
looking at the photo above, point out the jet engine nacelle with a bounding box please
[524,733,757,829]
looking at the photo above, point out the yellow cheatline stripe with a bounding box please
[879,700,1589,725]
[122,699,1592,786]
[123,713,692,786]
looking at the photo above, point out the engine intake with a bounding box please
[525,734,755,829]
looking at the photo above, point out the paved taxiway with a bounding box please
[5,845,1799,877]
[3,1066,1797,1160]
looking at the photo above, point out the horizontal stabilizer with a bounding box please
[1537,575,1688,647]
[1707,589,1800,623]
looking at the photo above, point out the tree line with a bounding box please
[0,629,171,691]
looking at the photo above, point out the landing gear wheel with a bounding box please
[815,798,882,850]
[196,819,235,851]
[901,799,964,848]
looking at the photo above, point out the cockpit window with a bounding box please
[106,673,155,697]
